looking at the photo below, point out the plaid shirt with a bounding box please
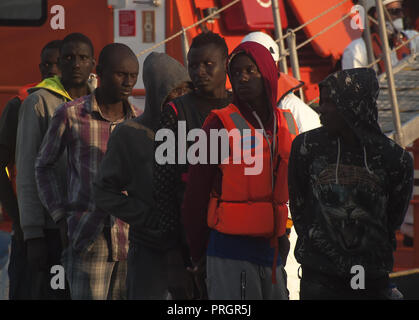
[35,92,139,260]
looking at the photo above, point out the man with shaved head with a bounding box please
[35,43,140,299]
[16,33,95,300]
[1,39,62,300]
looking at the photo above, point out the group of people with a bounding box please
[342,0,419,71]
[0,11,415,300]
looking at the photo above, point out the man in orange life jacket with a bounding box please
[0,40,62,299]
[242,31,322,300]
[181,41,298,300]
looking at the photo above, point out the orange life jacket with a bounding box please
[16,82,37,102]
[206,103,297,281]
[277,72,304,103]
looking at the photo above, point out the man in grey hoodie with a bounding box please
[94,52,192,299]
[16,33,95,299]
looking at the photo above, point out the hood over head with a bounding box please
[142,52,190,127]
[228,41,278,114]
[319,68,382,145]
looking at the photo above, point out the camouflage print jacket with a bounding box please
[288,68,414,281]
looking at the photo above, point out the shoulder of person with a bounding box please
[170,91,195,105]
[112,117,154,142]
[403,29,419,37]
[344,37,366,53]
[292,128,326,150]
[21,88,67,114]
[380,136,413,170]
[280,94,320,127]
[1,96,21,118]
[281,93,313,111]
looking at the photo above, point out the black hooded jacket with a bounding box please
[288,68,413,283]
[94,52,190,248]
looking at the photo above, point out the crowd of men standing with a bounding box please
[0,25,414,300]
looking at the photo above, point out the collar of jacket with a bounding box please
[34,75,73,101]
[87,90,139,119]
[277,72,304,103]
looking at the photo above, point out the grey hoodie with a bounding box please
[94,52,191,248]
[16,77,72,240]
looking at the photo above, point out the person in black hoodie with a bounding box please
[94,52,191,299]
[288,68,414,300]
[152,32,232,299]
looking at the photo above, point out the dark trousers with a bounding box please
[300,266,389,300]
[126,242,169,300]
[27,229,70,300]
[8,234,30,299]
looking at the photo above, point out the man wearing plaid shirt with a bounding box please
[35,43,140,299]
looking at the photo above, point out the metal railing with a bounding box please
[273,0,353,103]
[271,0,418,146]
[135,0,241,59]
[131,0,417,140]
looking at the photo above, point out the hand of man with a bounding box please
[278,234,290,267]
[26,237,48,271]
[187,256,208,300]
[12,224,25,244]
[57,218,69,250]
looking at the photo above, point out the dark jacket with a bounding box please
[0,96,22,230]
[288,68,414,283]
[94,52,191,249]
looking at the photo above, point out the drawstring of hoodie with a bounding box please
[251,110,277,189]
[335,137,373,184]
[336,138,341,184]
[251,109,281,284]
[363,146,373,174]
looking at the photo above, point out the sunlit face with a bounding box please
[187,43,227,96]
[59,41,95,88]
[99,55,139,102]
[39,48,61,80]
[229,53,265,104]
[385,1,404,20]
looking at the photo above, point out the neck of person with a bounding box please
[338,128,359,147]
[95,88,126,122]
[248,97,272,126]
[197,84,228,100]
[64,82,90,100]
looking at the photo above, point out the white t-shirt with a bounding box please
[278,92,321,134]
[342,30,419,70]
[342,37,369,69]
